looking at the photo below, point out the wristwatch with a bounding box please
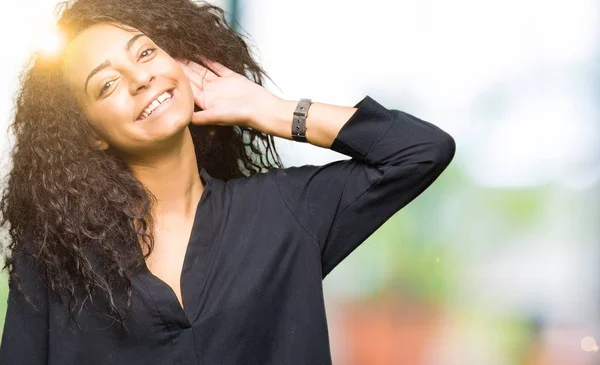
[292,98,312,142]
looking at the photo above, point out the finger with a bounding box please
[187,83,225,126]
[178,61,216,86]
[200,56,236,77]
[190,109,220,125]
[189,82,206,110]
[183,59,219,82]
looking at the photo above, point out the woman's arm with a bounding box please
[253,99,357,148]
[177,58,355,148]
[271,96,455,275]
[179,59,455,275]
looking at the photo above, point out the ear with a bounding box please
[91,137,109,151]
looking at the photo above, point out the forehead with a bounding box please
[62,23,142,91]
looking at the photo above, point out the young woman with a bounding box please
[0,0,455,364]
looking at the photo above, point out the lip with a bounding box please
[136,88,176,122]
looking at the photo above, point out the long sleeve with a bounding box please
[0,236,49,364]
[274,96,456,277]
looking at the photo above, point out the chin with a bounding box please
[157,114,192,140]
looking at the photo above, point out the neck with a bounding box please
[124,127,204,222]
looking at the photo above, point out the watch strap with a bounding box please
[291,98,312,142]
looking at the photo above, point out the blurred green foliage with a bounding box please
[0,273,7,337]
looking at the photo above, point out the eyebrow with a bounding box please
[84,33,146,93]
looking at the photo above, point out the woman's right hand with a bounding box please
[176,58,282,129]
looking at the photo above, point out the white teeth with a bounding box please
[158,92,170,102]
[139,91,172,120]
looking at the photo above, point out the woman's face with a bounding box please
[62,23,195,155]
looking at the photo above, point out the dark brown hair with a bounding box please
[0,0,281,326]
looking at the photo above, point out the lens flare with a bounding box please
[581,336,598,352]
[36,27,65,56]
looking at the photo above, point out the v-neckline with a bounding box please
[139,167,213,326]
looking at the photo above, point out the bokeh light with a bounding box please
[581,336,598,352]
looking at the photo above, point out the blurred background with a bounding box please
[1,0,599,364]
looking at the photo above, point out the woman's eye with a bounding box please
[99,80,115,96]
[139,48,156,60]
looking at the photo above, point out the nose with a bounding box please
[128,67,155,94]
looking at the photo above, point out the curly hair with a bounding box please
[0,0,282,327]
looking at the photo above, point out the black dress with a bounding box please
[0,96,455,365]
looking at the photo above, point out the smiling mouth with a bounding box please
[137,88,175,121]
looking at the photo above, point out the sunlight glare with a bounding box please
[36,27,65,56]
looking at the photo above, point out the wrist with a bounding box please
[251,97,297,138]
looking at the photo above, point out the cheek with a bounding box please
[174,68,194,105]
[163,58,193,97]
[85,92,134,138]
